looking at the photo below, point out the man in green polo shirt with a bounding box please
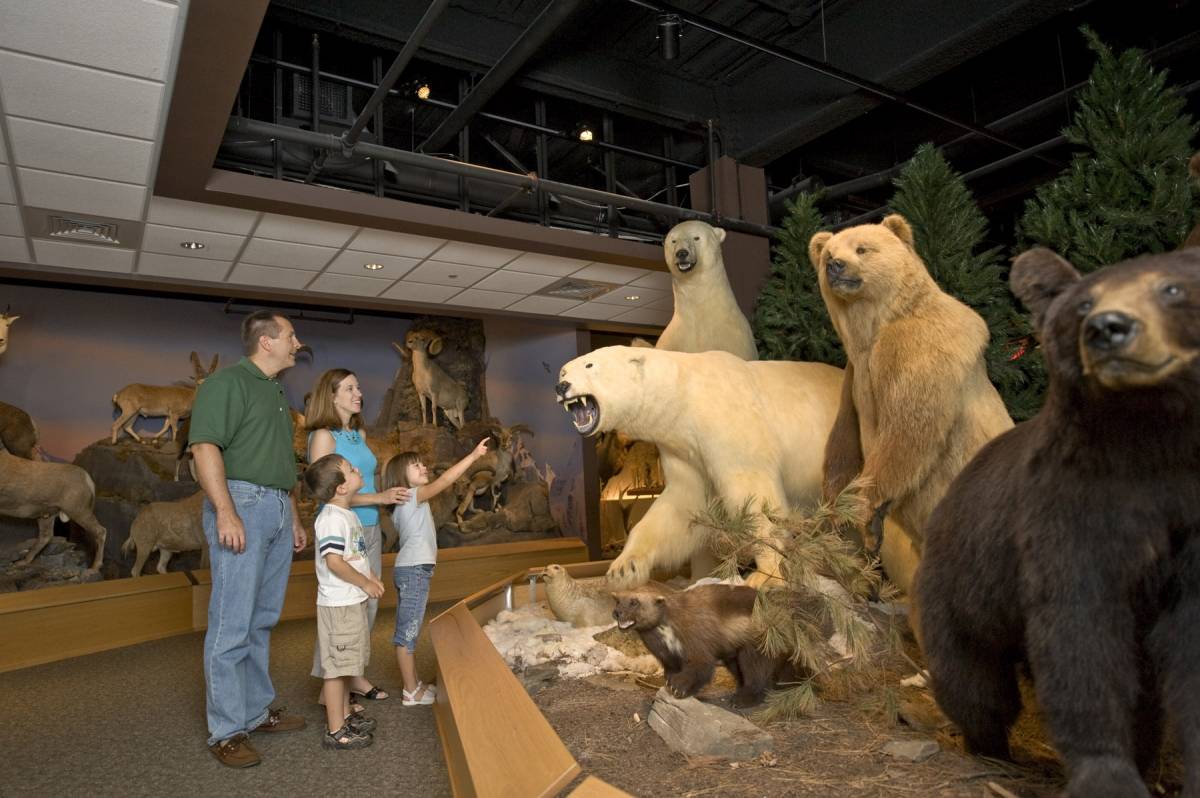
[189,310,308,768]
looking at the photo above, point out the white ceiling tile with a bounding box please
[403,260,492,288]
[470,270,559,294]
[629,271,673,290]
[142,224,245,261]
[0,0,178,81]
[570,262,649,284]
[326,250,418,280]
[138,252,232,281]
[307,272,393,297]
[240,238,336,271]
[0,166,14,204]
[647,294,675,311]
[380,281,462,303]
[347,228,445,259]
[558,302,628,320]
[0,205,22,237]
[592,285,669,307]
[7,117,153,184]
[0,51,163,139]
[505,296,584,315]
[227,262,315,290]
[0,235,32,263]
[0,135,7,164]
[255,214,358,248]
[430,241,520,268]
[502,252,592,276]
[33,239,135,272]
[19,169,146,220]
[147,196,258,235]
[612,307,673,326]
[450,289,523,310]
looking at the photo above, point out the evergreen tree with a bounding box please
[753,192,845,366]
[890,144,1046,421]
[1018,28,1199,271]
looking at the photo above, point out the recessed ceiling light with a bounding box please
[363,262,385,271]
[448,273,459,279]
[625,294,640,301]
[180,241,206,250]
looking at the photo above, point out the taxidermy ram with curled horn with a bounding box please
[111,352,219,445]
[0,305,19,356]
[455,422,533,523]
[394,329,469,428]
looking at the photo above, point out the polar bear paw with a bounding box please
[607,551,652,589]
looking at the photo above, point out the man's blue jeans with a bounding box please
[202,480,294,746]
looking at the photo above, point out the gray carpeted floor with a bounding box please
[0,614,452,797]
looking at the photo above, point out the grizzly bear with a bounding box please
[916,247,1200,798]
[808,215,1013,595]
[612,583,782,707]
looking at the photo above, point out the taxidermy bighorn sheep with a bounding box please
[111,352,219,445]
[0,306,18,356]
[122,492,207,577]
[394,329,468,428]
[0,449,107,571]
[455,423,533,523]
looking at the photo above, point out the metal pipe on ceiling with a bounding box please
[226,116,781,239]
[342,0,451,151]
[419,0,593,154]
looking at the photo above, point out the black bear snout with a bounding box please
[1084,311,1138,351]
[555,380,571,398]
[827,258,847,275]
[675,248,690,261]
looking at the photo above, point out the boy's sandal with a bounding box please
[350,685,389,701]
[401,682,437,706]
[322,723,373,750]
[345,711,376,734]
[317,696,364,714]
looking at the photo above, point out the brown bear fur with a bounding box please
[1184,152,1200,250]
[612,584,782,707]
[808,215,1013,593]
[916,247,1200,798]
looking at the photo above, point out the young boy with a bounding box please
[304,453,386,750]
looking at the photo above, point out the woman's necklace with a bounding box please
[342,427,361,445]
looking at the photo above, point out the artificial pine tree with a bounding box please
[1018,28,1199,271]
[890,143,1046,420]
[752,192,845,366]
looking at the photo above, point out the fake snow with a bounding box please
[483,601,662,679]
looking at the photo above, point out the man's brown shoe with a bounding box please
[252,707,306,733]
[209,734,261,768]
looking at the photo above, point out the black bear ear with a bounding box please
[1011,247,1081,328]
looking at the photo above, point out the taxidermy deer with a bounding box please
[122,491,207,576]
[0,306,19,356]
[455,423,533,523]
[394,329,468,428]
[111,352,219,445]
[0,449,107,571]
[0,400,42,460]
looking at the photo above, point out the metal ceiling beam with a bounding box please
[419,0,592,154]
[227,116,781,238]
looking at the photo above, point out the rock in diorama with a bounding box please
[556,345,842,588]
[917,248,1200,797]
[110,352,219,445]
[808,215,1013,595]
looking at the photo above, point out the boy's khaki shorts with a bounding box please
[317,602,370,678]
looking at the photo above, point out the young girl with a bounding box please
[382,438,489,705]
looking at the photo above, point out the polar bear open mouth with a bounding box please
[561,394,600,435]
[675,258,696,272]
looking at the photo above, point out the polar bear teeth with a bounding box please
[562,395,598,431]
[617,619,634,630]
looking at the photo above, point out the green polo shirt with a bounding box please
[188,357,297,490]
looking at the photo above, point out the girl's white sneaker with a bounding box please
[401,682,437,706]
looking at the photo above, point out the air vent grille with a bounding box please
[47,216,121,245]
[536,277,619,301]
[291,74,354,124]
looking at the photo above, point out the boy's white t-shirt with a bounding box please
[315,503,372,606]
[392,495,438,567]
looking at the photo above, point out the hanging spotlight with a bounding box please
[574,123,594,142]
[657,13,682,61]
[415,81,432,101]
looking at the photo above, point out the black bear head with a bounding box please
[1012,247,1200,392]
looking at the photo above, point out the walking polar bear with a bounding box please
[556,346,842,587]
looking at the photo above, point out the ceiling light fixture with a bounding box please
[575,124,594,143]
[625,294,640,301]
[657,13,682,61]
[363,262,384,271]
[407,78,432,100]
[180,241,206,250]
[416,82,432,101]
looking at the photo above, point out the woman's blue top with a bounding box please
[311,428,379,526]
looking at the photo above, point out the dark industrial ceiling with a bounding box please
[217,0,1200,242]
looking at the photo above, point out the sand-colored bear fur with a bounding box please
[557,346,842,588]
[808,215,1013,594]
[656,221,757,360]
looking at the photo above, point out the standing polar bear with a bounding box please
[656,221,757,361]
[556,346,842,587]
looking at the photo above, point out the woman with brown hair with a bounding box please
[305,368,408,704]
